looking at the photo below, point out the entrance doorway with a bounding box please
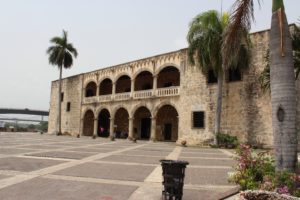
[98,109,110,137]
[164,123,172,141]
[141,118,151,139]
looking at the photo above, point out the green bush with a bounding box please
[229,144,300,197]
[217,133,239,148]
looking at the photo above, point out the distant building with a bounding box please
[48,26,300,147]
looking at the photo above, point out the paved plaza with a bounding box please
[0,132,237,200]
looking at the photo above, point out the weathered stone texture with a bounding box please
[48,27,300,147]
[48,75,83,136]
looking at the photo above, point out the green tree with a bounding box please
[187,10,250,145]
[47,30,78,135]
[259,27,300,92]
[223,0,297,172]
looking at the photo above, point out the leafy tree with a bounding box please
[223,0,297,172]
[187,10,250,145]
[47,30,78,135]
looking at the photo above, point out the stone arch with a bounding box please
[156,65,180,88]
[82,107,95,118]
[115,74,131,93]
[97,108,111,137]
[99,78,113,95]
[84,79,97,88]
[114,72,132,83]
[130,103,153,118]
[96,106,112,118]
[153,100,179,117]
[132,68,153,80]
[133,106,152,140]
[83,109,95,136]
[155,104,179,141]
[134,71,154,91]
[155,63,180,76]
[85,81,97,97]
[114,107,130,138]
[112,105,130,118]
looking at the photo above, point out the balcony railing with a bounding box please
[83,86,180,104]
[157,87,180,97]
[133,90,153,99]
[99,94,112,102]
[115,92,131,101]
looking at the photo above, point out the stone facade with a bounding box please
[48,27,300,147]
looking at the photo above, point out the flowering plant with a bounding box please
[229,144,300,197]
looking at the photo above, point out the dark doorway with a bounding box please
[98,109,110,137]
[141,118,151,139]
[164,123,172,140]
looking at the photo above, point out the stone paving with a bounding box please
[0,132,237,200]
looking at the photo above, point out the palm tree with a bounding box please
[223,0,297,172]
[259,28,300,92]
[187,10,250,145]
[47,30,78,135]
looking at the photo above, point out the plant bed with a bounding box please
[236,190,299,200]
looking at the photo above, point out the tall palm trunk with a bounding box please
[56,66,63,135]
[270,0,297,172]
[214,72,223,145]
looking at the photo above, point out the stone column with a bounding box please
[130,79,135,98]
[112,82,116,100]
[109,117,115,138]
[80,118,84,136]
[96,84,99,96]
[150,117,157,141]
[93,118,98,137]
[128,117,134,140]
[153,75,157,96]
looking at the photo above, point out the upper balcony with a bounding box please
[83,66,180,104]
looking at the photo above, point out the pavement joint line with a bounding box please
[91,160,157,167]
[44,174,143,187]
[188,165,233,169]
[0,141,116,159]
[113,154,169,158]
[0,142,148,190]
[128,146,183,199]
[15,155,75,162]
[179,156,233,160]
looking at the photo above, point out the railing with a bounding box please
[133,90,153,99]
[83,96,98,104]
[157,87,180,97]
[82,87,180,104]
[99,94,112,102]
[115,92,131,101]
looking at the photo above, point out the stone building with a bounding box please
[48,26,300,147]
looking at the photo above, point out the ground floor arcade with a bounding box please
[82,104,179,142]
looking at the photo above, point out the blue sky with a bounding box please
[0,0,299,110]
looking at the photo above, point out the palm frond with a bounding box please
[222,0,256,68]
[47,30,78,69]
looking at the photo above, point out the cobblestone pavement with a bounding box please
[0,132,237,200]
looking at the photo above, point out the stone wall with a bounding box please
[48,74,83,135]
[48,26,300,147]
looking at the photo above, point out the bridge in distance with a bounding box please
[0,108,49,123]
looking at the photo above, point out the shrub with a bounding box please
[217,133,239,148]
[229,144,300,197]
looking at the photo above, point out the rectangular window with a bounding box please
[66,102,71,112]
[193,111,205,128]
[228,68,242,82]
[207,69,218,84]
[61,92,64,102]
